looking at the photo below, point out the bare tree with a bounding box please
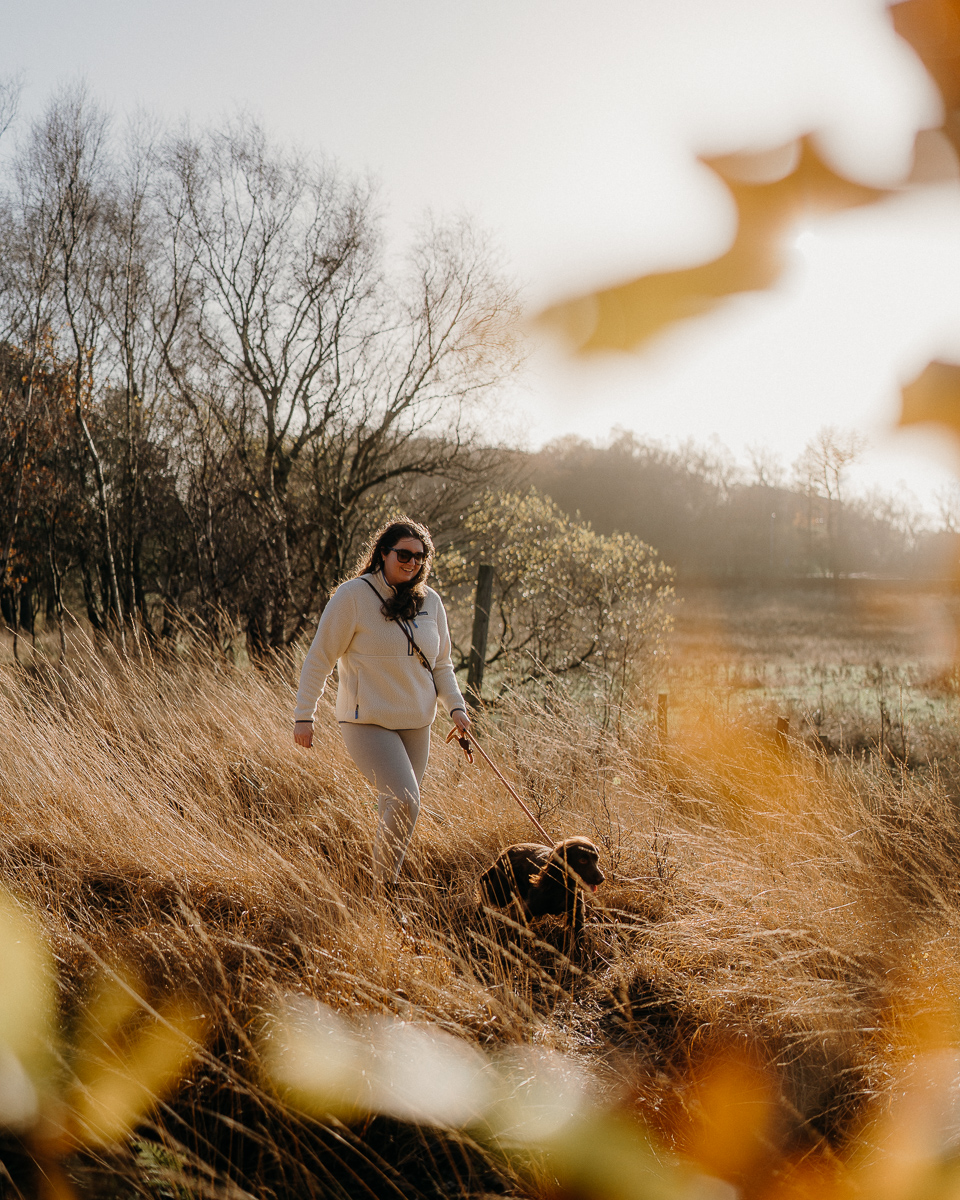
[97,113,168,626]
[0,94,524,652]
[746,443,786,489]
[794,427,865,506]
[0,76,63,613]
[0,74,22,142]
[160,118,522,650]
[21,85,126,639]
[935,483,960,534]
[793,426,865,576]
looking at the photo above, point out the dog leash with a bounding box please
[445,726,553,844]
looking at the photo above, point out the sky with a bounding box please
[5,0,960,510]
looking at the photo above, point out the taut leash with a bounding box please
[445,726,553,844]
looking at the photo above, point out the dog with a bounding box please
[478,836,605,940]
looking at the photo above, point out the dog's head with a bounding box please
[550,837,605,892]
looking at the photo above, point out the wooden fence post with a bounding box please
[775,716,789,755]
[466,564,494,708]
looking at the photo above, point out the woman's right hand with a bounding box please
[293,721,314,749]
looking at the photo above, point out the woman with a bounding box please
[293,519,470,886]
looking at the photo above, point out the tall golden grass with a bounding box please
[1,626,960,1197]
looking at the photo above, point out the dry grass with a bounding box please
[1,620,960,1197]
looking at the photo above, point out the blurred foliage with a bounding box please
[536,0,960,359]
[538,137,889,355]
[262,989,960,1200]
[530,1,960,595]
[0,895,206,1198]
[901,363,960,496]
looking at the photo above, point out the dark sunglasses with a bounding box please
[387,547,426,565]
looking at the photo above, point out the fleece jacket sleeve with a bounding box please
[294,587,358,723]
[433,599,467,716]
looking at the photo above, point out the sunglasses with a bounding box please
[387,547,426,565]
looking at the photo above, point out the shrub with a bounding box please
[438,489,675,722]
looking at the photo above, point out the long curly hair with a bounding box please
[352,518,435,622]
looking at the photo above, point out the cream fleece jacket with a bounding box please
[294,572,466,729]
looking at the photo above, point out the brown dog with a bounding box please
[478,836,605,939]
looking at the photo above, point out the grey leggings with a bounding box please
[339,722,431,884]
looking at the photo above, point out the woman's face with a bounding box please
[382,536,427,587]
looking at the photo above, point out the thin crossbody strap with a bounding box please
[362,577,438,693]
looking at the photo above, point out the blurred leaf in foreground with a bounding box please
[536,0,960,357]
[900,361,960,444]
[63,973,208,1150]
[0,935,208,1196]
[0,891,55,1130]
[266,995,694,1199]
[265,994,493,1126]
[536,139,890,354]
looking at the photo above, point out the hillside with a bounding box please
[525,433,957,583]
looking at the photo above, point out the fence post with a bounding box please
[775,716,789,755]
[657,693,668,739]
[466,564,494,708]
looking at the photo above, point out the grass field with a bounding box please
[1,594,960,1198]
[667,582,960,764]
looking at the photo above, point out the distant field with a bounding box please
[666,582,960,759]
[671,581,960,665]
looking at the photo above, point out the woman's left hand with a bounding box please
[452,709,471,733]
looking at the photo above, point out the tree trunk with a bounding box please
[48,529,66,661]
[75,401,125,649]
[247,597,269,660]
[0,357,39,591]
[132,533,150,634]
[79,555,107,632]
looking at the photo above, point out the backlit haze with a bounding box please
[5,0,960,508]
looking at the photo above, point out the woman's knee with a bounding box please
[396,784,420,827]
[380,782,420,825]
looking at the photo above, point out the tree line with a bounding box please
[0,83,522,655]
[525,427,955,583]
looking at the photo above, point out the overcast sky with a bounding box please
[5,0,960,507]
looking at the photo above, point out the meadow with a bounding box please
[1,588,960,1198]
[666,581,960,762]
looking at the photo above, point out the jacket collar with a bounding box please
[365,570,396,600]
